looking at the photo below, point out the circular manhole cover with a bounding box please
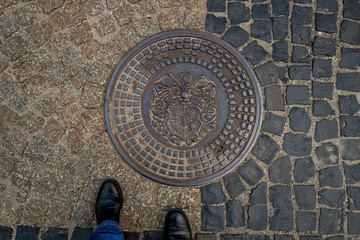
[105,30,263,186]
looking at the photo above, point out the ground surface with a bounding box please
[0,0,359,239]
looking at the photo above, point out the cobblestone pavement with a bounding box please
[0,0,359,239]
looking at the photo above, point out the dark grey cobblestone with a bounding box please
[296,211,317,232]
[313,82,333,99]
[251,134,279,164]
[340,48,360,69]
[283,133,312,156]
[339,95,360,115]
[270,185,293,209]
[261,112,285,136]
[237,159,264,186]
[242,41,268,66]
[294,157,315,183]
[201,205,225,232]
[343,162,360,184]
[289,107,311,133]
[205,14,227,34]
[291,5,312,25]
[318,189,345,208]
[313,59,332,78]
[286,85,310,104]
[313,100,335,117]
[317,0,338,12]
[196,233,216,240]
[223,172,245,199]
[264,85,285,110]
[249,182,267,205]
[224,26,249,48]
[319,166,343,188]
[341,139,360,160]
[250,20,271,43]
[247,205,267,230]
[272,17,288,40]
[319,208,344,234]
[0,226,12,240]
[201,181,226,204]
[226,200,245,227]
[316,142,339,165]
[292,46,310,63]
[336,73,360,92]
[270,210,294,231]
[294,185,316,210]
[228,2,250,24]
[315,13,338,33]
[315,119,338,142]
[340,115,360,137]
[269,157,291,184]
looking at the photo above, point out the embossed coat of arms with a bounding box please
[151,72,217,146]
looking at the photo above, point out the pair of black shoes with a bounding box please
[96,179,191,240]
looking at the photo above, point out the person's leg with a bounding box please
[88,220,123,240]
[88,179,124,240]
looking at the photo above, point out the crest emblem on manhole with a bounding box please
[151,71,217,146]
[105,30,263,186]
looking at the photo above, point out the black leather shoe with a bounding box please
[165,209,191,240]
[95,179,123,225]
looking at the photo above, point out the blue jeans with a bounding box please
[88,220,124,240]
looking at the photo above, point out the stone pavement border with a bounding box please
[0,0,359,239]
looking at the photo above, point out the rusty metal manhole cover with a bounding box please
[105,30,263,186]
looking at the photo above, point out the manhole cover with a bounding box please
[105,30,263,186]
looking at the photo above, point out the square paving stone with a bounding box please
[242,41,268,66]
[294,157,315,182]
[201,205,225,232]
[237,159,264,186]
[0,226,12,240]
[201,181,226,204]
[270,210,294,231]
[340,20,360,45]
[248,205,268,230]
[326,236,344,240]
[313,100,335,117]
[249,182,267,205]
[296,211,317,232]
[319,166,343,188]
[255,61,279,86]
[313,37,336,56]
[269,157,291,184]
[226,200,245,227]
[315,119,338,142]
[250,20,271,43]
[70,228,92,240]
[340,115,360,137]
[289,107,311,133]
[207,0,226,12]
[143,231,165,240]
[339,95,360,115]
[319,208,344,234]
[292,46,310,63]
[344,0,360,20]
[283,133,312,156]
[221,234,245,240]
[246,234,270,240]
[274,235,295,240]
[123,232,140,240]
[341,139,360,161]
[348,186,360,210]
[270,185,293,209]
[277,66,288,83]
[205,14,227,34]
[224,26,249,48]
[315,13,337,33]
[300,237,322,240]
[261,112,285,136]
[340,48,360,70]
[272,17,288,40]
[313,59,332,78]
[286,85,310,104]
[291,24,312,45]
[347,212,360,234]
[315,142,339,165]
[294,0,312,3]
[317,0,338,12]
[344,162,360,184]
[264,85,285,111]
[318,189,345,208]
[16,226,39,240]
[223,171,245,199]
[272,0,289,16]
[272,41,288,62]
[252,4,270,19]
[336,73,360,92]
[228,2,250,24]
[313,82,333,99]
[294,185,316,210]
[196,234,217,240]
[42,228,68,240]
[251,134,279,164]
[291,5,312,25]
